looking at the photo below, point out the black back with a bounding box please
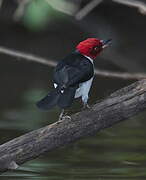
[53,52,94,88]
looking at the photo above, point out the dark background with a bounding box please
[0,0,146,179]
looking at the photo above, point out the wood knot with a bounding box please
[8,161,19,170]
[136,81,146,92]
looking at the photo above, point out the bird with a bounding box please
[36,38,111,121]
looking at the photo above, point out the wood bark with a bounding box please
[0,79,146,173]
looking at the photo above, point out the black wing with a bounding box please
[36,52,94,110]
[53,52,94,88]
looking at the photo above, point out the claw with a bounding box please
[61,115,71,120]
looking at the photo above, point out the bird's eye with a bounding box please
[94,47,98,50]
[91,45,103,55]
[93,45,102,51]
[94,46,101,51]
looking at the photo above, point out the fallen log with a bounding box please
[0,79,146,173]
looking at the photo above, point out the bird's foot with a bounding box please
[62,115,71,120]
[82,103,91,110]
[58,115,71,123]
[58,109,71,123]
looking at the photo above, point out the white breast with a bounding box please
[75,55,94,104]
[75,77,93,103]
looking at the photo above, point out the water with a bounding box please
[0,59,146,180]
[1,114,146,180]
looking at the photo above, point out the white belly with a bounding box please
[75,77,93,103]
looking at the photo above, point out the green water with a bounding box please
[0,61,146,180]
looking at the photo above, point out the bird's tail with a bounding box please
[36,87,61,110]
[36,86,77,110]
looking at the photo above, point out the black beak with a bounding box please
[102,39,112,48]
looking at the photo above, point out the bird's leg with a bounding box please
[58,109,71,122]
[59,109,65,121]
[82,96,91,110]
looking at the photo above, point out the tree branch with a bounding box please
[74,0,146,20]
[0,46,56,67]
[75,0,103,20]
[94,69,146,80]
[112,0,146,15]
[0,46,146,80]
[0,79,146,173]
[13,0,30,21]
[0,0,3,9]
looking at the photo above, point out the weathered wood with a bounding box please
[0,79,146,173]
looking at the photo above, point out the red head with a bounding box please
[76,38,103,59]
